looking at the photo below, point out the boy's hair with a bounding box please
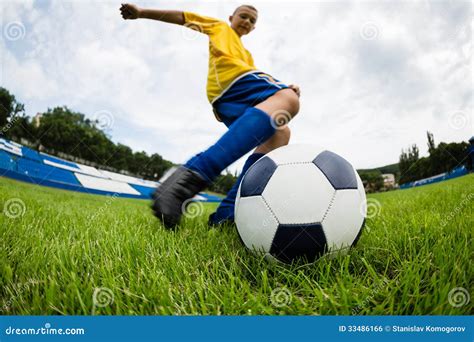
[233,5,258,15]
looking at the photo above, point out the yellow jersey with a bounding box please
[183,12,258,103]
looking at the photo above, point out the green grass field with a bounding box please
[0,174,472,315]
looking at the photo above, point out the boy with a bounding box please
[120,4,300,228]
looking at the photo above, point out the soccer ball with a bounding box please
[235,144,367,263]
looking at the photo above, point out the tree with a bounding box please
[208,171,238,194]
[399,144,419,184]
[4,116,36,142]
[36,107,91,157]
[144,153,173,180]
[427,131,435,154]
[358,170,384,193]
[109,143,133,171]
[0,87,25,133]
[429,141,469,175]
[129,151,150,176]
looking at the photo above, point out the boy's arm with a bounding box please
[120,3,184,25]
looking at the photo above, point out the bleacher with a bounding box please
[399,165,469,189]
[0,150,16,171]
[0,138,222,202]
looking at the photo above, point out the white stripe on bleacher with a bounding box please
[41,155,159,187]
[0,143,22,156]
[77,164,108,178]
[43,159,83,172]
[193,194,206,201]
[74,173,141,195]
[100,170,158,188]
[8,141,22,148]
[43,159,110,179]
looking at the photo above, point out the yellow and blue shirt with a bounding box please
[183,12,258,103]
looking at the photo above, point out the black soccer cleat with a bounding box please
[152,166,208,229]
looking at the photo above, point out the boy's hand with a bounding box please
[120,3,141,20]
[288,84,300,97]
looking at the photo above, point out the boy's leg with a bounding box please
[153,89,299,228]
[207,89,299,227]
[185,88,299,181]
[153,107,276,228]
[255,88,300,127]
[209,126,291,226]
[183,107,276,181]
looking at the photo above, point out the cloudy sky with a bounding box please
[1,0,472,173]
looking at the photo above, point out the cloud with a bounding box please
[1,0,472,173]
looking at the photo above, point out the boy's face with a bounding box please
[229,6,258,37]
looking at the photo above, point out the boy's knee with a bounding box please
[278,88,300,116]
[286,90,300,116]
[256,88,300,122]
[278,126,291,145]
[271,126,290,146]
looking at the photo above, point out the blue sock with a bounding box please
[184,107,275,182]
[210,152,264,224]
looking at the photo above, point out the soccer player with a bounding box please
[120,3,301,228]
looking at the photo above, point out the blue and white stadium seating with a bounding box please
[399,165,468,189]
[0,138,221,202]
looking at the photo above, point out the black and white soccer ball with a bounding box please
[235,144,367,263]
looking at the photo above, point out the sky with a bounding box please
[1,0,472,174]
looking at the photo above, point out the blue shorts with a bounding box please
[212,71,288,127]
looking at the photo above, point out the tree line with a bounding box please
[398,131,469,185]
[359,132,469,191]
[0,87,236,193]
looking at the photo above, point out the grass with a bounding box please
[0,174,472,315]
